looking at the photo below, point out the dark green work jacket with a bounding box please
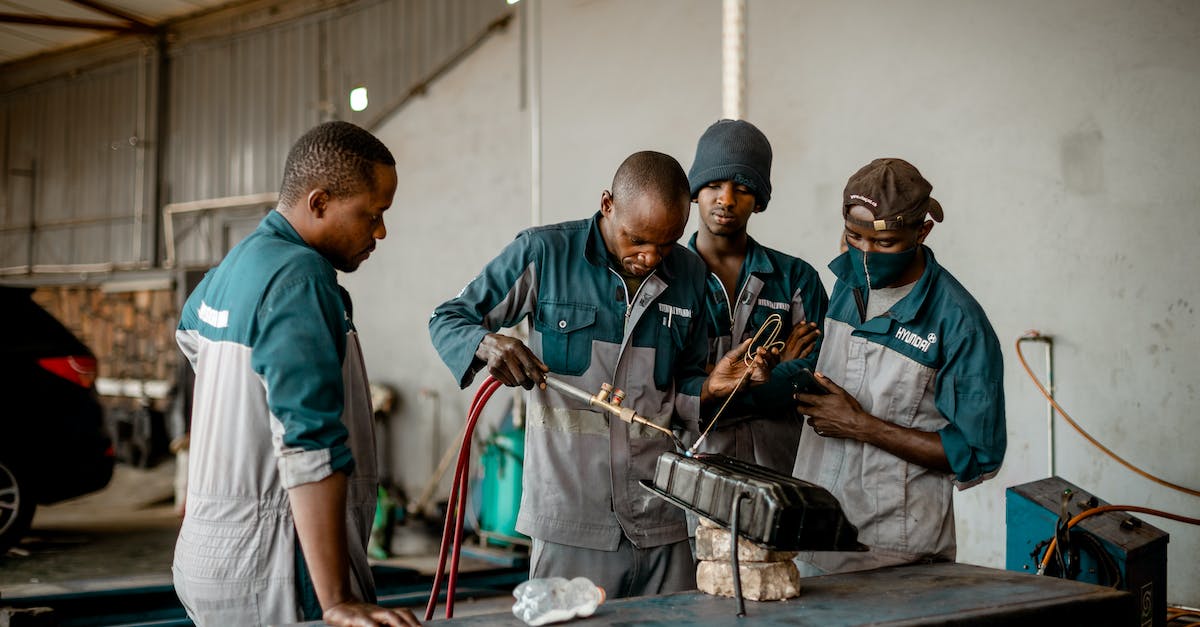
[687,234,828,474]
[793,246,1006,573]
[429,213,710,550]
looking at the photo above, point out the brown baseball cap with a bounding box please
[842,158,944,231]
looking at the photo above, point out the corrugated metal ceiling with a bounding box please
[0,0,238,65]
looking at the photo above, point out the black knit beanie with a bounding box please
[687,119,773,209]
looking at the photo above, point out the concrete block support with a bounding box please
[695,525,798,563]
[694,519,802,601]
[696,559,801,601]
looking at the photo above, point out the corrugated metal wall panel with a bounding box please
[33,226,70,266]
[0,104,7,221]
[60,62,141,224]
[2,0,514,274]
[0,55,149,270]
[3,91,42,232]
[0,233,29,272]
[335,0,510,129]
[166,19,324,206]
[169,43,229,203]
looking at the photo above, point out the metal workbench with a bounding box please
[438,562,1133,626]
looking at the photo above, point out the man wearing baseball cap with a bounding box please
[685,119,827,473]
[791,158,1006,574]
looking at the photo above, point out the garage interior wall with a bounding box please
[0,0,1195,607]
[0,0,512,273]
[0,55,155,273]
[350,0,1200,605]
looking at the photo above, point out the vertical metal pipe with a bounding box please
[721,0,746,120]
[527,0,542,227]
[151,32,169,267]
[518,1,527,111]
[26,159,37,274]
[1019,334,1057,477]
[1045,338,1056,476]
[515,0,543,425]
[132,45,148,265]
[319,18,335,122]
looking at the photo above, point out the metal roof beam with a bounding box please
[66,0,153,30]
[0,12,147,33]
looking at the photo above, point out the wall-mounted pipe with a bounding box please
[132,43,148,266]
[25,160,36,274]
[1018,332,1056,476]
[151,31,169,268]
[524,0,542,228]
[161,192,277,268]
[722,0,746,120]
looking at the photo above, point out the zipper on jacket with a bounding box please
[712,272,752,331]
[853,287,867,323]
[610,268,633,324]
[608,266,657,384]
[610,267,657,329]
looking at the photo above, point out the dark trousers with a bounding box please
[530,535,696,599]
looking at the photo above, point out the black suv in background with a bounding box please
[0,286,114,552]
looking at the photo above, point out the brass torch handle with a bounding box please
[543,375,682,446]
[544,375,637,423]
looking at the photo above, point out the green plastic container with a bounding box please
[479,427,528,546]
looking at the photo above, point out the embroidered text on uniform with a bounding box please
[657,303,692,318]
[895,326,935,352]
[198,301,230,328]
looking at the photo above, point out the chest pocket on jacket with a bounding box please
[535,301,597,376]
[653,313,692,388]
[747,306,788,342]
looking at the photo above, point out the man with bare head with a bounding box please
[430,151,774,597]
[175,121,417,626]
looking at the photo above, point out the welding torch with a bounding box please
[542,374,684,448]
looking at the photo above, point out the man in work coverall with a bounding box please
[685,119,829,474]
[429,151,776,598]
[174,122,419,626]
[792,157,1007,574]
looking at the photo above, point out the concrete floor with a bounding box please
[0,461,180,592]
[0,459,522,622]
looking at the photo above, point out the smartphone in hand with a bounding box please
[792,368,829,396]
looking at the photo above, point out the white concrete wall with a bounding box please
[352,0,1200,604]
[536,0,721,222]
[343,17,529,504]
[742,0,1200,603]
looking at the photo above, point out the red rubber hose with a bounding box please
[447,454,471,616]
[424,375,502,620]
[425,375,498,619]
[425,375,497,619]
[448,377,503,617]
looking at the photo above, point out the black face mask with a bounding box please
[844,243,918,289]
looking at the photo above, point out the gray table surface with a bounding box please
[432,561,1133,626]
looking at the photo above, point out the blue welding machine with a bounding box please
[1006,476,1169,627]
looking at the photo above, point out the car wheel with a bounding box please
[0,459,36,554]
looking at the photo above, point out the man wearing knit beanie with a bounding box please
[685,119,829,473]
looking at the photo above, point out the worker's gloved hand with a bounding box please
[323,600,422,626]
[780,321,820,363]
[476,333,549,389]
